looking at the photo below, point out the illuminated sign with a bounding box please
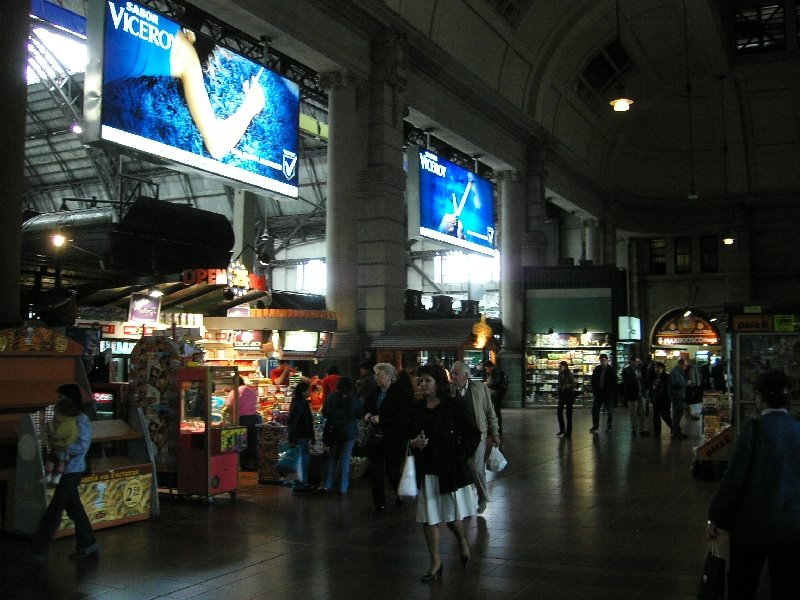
[407,147,497,257]
[654,313,719,346]
[732,315,773,332]
[181,267,266,291]
[84,0,300,196]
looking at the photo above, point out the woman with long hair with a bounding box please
[409,363,480,582]
[288,380,314,492]
[321,377,362,493]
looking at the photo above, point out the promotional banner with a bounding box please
[86,0,300,196]
[410,148,497,257]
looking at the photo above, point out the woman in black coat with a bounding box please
[287,381,314,492]
[363,362,414,513]
[409,363,480,582]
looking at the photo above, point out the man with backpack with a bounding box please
[484,360,508,435]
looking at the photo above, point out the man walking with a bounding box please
[484,360,508,435]
[451,361,500,514]
[590,353,616,432]
[669,359,689,439]
[622,357,649,435]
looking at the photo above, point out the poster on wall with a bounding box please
[84,0,300,197]
[406,147,498,257]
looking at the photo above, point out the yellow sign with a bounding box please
[733,315,773,332]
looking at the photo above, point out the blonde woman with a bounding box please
[363,363,414,514]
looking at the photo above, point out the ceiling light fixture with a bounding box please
[51,233,66,247]
[683,309,692,317]
[722,237,735,245]
[609,0,633,112]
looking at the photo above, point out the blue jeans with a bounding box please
[324,439,356,493]
[296,438,311,486]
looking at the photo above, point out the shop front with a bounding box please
[523,266,627,407]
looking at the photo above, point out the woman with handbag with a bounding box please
[409,363,480,583]
[321,377,362,494]
[363,363,414,514]
[707,370,800,599]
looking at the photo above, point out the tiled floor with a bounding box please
[1,407,764,599]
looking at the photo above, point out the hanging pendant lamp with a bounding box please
[609,0,633,112]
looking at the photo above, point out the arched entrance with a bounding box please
[649,309,722,377]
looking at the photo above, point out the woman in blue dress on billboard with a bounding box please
[104,2,265,160]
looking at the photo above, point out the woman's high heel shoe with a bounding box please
[460,552,471,568]
[420,563,443,583]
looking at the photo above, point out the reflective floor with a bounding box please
[2,407,765,599]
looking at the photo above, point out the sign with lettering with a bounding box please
[732,315,773,332]
[773,315,796,332]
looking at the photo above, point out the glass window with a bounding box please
[700,235,719,273]
[296,260,326,293]
[649,239,666,275]
[734,3,786,55]
[675,236,692,274]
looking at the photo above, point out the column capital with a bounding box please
[319,71,366,93]
[495,170,521,182]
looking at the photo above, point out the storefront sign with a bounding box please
[75,320,158,339]
[732,315,773,332]
[181,266,267,291]
[773,315,796,332]
[654,313,719,346]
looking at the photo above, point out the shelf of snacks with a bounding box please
[524,332,611,406]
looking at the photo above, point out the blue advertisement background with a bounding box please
[418,151,496,254]
[100,0,299,194]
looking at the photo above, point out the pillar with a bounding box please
[0,0,29,325]
[232,189,257,271]
[356,29,409,342]
[321,70,368,368]
[498,171,525,407]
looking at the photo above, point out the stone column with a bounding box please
[602,199,618,266]
[356,29,409,341]
[232,189,257,271]
[498,171,525,407]
[321,71,368,369]
[521,141,548,268]
[0,0,28,326]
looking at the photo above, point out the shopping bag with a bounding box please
[275,445,300,475]
[697,540,726,600]
[486,446,507,472]
[397,449,418,500]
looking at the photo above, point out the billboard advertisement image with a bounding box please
[408,148,497,256]
[85,0,299,196]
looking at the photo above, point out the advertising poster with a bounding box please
[53,466,153,531]
[128,292,161,323]
[89,0,300,196]
[415,149,497,256]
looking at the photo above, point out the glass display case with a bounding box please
[175,367,246,501]
[525,332,611,406]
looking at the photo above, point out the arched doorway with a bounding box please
[649,309,722,378]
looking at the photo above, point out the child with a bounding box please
[42,396,80,485]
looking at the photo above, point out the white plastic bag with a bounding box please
[486,446,507,472]
[397,452,418,500]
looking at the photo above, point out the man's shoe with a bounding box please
[631,429,637,435]
[640,430,650,436]
[477,500,487,514]
[69,544,99,561]
[671,433,688,440]
[395,498,404,508]
[589,426,598,433]
[372,505,386,515]
[606,426,612,432]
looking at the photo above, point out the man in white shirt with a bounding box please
[451,361,501,514]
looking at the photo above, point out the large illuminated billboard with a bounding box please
[407,147,497,256]
[83,0,299,197]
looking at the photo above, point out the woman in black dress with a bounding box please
[409,363,480,582]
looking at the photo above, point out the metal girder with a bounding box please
[136,0,327,106]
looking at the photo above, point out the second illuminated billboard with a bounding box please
[407,148,497,256]
[84,0,300,197]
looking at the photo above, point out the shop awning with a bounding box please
[371,318,494,350]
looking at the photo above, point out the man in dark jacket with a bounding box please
[590,353,616,432]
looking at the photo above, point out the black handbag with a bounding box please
[697,540,726,600]
[686,385,704,405]
[360,423,383,450]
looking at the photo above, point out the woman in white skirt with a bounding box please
[409,363,481,583]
